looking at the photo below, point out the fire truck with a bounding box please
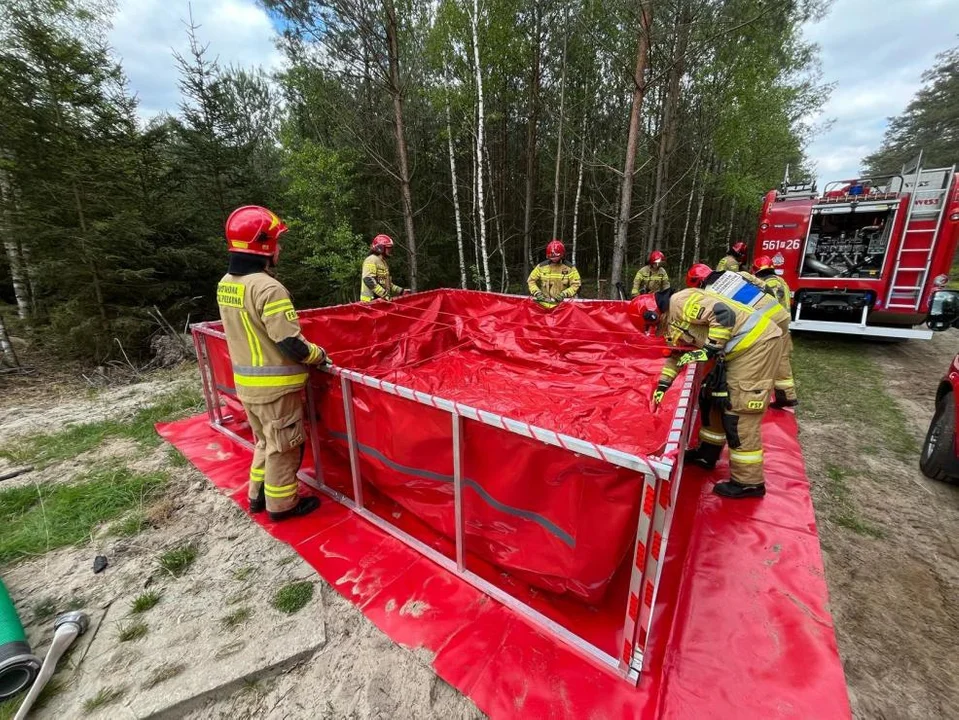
[753,156,959,339]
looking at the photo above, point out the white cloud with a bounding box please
[801,0,958,184]
[108,0,285,120]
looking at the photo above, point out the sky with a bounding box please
[801,0,958,184]
[108,0,958,182]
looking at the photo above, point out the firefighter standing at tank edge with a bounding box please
[629,280,784,499]
[361,234,408,302]
[752,256,798,408]
[687,262,796,413]
[217,206,329,521]
[527,240,582,305]
[631,250,671,297]
[716,241,749,272]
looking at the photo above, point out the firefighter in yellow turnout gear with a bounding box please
[527,239,581,307]
[752,256,797,408]
[361,234,408,302]
[217,205,329,521]
[716,241,748,272]
[631,250,670,297]
[630,279,783,499]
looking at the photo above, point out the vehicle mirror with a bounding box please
[927,290,959,331]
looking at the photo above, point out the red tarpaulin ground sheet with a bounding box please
[158,408,851,720]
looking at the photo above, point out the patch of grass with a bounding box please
[65,595,86,611]
[166,446,189,467]
[221,606,252,629]
[142,662,186,690]
[232,565,256,582]
[83,686,126,714]
[821,465,886,539]
[112,512,147,537]
[158,542,198,577]
[0,678,64,720]
[130,590,161,614]
[0,467,167,565]
[272,581,314,614]
[0,386,203,466]
[33,596,58,623]
[792,337,918,459]
[117,620,148,642]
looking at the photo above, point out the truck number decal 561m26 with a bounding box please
[760,239,802,251]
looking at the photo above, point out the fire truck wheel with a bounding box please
[920,391,959,484]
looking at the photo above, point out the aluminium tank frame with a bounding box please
[190,291,700,684]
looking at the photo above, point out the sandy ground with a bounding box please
[0,371,482,720]
[798,331,959,719]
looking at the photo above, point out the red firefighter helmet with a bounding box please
[730,241,748,260]
[371,234,394,256]
[627,294,660,334]
[686,263,713,288]
[225,206,287,258]
[649,250,665,265]
[546,239,565,261]
[753,255,775,273]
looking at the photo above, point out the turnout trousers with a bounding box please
[696,338,784,486]
[243,391,306,513]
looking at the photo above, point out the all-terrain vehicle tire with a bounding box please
[920,391,959,484]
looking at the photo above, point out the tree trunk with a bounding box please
[609,1,653,298]
[725,198,736,246]
[0,167,30,320]
[522,2,542,272]
[471,0,492,290]
[692,173,706,262]
[648,4,690,256]
[551,8,569,240]
[592,204,602,296]
[445,96,468,289]
[570,113,587,267]
[384,0,418,290]
[679,156,699,271]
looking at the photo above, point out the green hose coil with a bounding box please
[0,577,40,700]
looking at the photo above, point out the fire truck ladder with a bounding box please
[886,160,955,311]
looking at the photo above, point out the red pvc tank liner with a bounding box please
[203,290,679,603]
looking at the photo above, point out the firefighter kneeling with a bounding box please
[217,205,329,521]
[629,282,783,499]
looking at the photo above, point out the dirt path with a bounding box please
[797,331,959,719]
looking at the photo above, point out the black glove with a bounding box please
[707,357,730,410]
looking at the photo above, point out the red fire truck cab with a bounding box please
[754,160,959,339]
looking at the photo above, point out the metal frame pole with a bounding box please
[452,412,465,571]
[192,330,217,424]
[305,376,325,488]
[341,375,364,508]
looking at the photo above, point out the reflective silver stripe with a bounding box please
[232,363,306,376]
[724,310,763,355]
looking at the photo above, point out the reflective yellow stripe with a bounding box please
[250,467,265,477]
[728,315,769,358]
[775,378,795,389]
[239,311,263,366]
[263,300,295,317]
[661,366,678,379]
[729,449,763,464]
[265,483,298,498]
[709,328,732,341]
[699,428,726,444]
[233,372,308,388]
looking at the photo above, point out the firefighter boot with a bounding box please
[769,389,798,410]
[268,496,320,522]
[685,442,723,471]
[713,479,766,499]
[248,484,265,514]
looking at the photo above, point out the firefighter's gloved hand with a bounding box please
[649,379,671,412]
[534,291,547,302]
[676,348,710,368]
